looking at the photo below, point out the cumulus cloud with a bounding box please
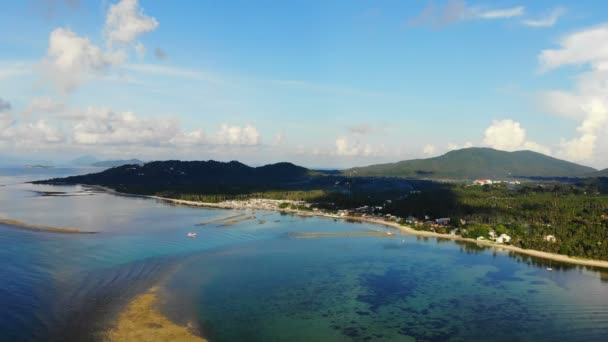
[71,107,179,145]
[42,28,126,92]
[40,0,159,92]
[170,129,206,146]
[335,137,374,157]
[522,7,566,28]
[0,99,263,153]
[558,100,608,161]
[483,119,551,155]
[0,119,65,147]
[539,24,608,72]
[422,144,437,156]
[0,98,11,112]
[538,24,608,164]
[104,0,158,47]
[215,124,260,146]
[408,0,524,27]
[447,142,473,151]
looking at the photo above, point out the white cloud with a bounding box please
[0,119,65,147]
[0,62,31,80]
[539,24,608,71]
[477,6,524,19]
[335,137,374,157]
[522,7,566,28]
[538,24,608,164]
[104,0,158,47]
[447,141,473,151]
[274,132,285,145]
[422,144,437,156]
[215,124,260,146]
[170,129,206,146]
[25,96,64,114]
[558,100,608,161]
[483,119,551,155]
[123,63,222,83]
[42,28,126,92]
[40,0,160,92]
[408,1,524,27]
[72,107,179,145]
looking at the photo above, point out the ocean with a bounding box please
[1,168,607,341]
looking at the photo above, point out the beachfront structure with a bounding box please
[435,218,451,225]
[474,179,493,185]
[495,234,511,244]
[488,230,496,240]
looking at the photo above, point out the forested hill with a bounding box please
[345,147,597,180]
[36,160,320,194]
[590,169,608,178]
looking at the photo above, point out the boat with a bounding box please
[547,267,553,271]
[187,232,197,238]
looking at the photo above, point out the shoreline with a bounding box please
[0,217,96,234]
[145,195,608,270]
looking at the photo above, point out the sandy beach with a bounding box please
[146,195,608,270]
[0,217,96,234]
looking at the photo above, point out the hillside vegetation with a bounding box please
[345,147,597,180]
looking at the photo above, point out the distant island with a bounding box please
[25,164,54,169]
[36,147,608,264]
[91,159,144,168]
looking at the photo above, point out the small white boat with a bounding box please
[187,232,197,238]
[546,267,553,271]
[386,231,394,236]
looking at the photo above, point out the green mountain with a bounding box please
[590,169,608,178]
[92,159,144,168]
[36,160,319,194]
[344,148,597,180]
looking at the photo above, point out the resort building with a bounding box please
[495,234,512,244]
[544,235,557,243]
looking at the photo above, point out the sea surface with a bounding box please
[1,168,608,341]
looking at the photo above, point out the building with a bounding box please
[495,234,511,244]
[474,179,493,185]
[435,218,451,225]
[405,216,417,224]
[544,235,557,243]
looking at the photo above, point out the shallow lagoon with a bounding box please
[1,168,608,341]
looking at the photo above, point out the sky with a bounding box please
[1,0,608,169]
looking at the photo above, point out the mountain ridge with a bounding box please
[344,147,597,179]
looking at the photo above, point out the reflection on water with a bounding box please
[1,168,608,341]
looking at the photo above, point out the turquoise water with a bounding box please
[1,168,608,341]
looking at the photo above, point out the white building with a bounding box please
[495,234,511,244]
[544,235,557,243]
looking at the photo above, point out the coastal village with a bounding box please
[169,186,526,245]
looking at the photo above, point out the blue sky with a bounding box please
[1,0,608,168]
